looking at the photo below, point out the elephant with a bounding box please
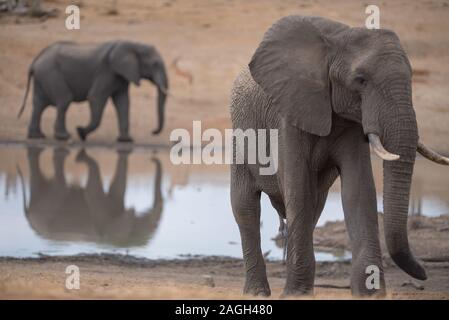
[18,146,163,247]
[230,15,449,297]
[17,40,169,142]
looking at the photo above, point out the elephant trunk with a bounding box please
[151,68,168,135]
[17,166,29,216]
[380,96,427,280]
[133,158,164,245]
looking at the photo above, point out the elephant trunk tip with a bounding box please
[389,251,427,280]
[152,128,163,135]
[153,84,166,136]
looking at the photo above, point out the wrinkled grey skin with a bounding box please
[18,40,168,142]
[19,147,163,247]
[230,15,431,297]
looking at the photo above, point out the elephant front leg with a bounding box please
[277,122,317,296]
[77,96,108,141]
[282,194,316,296]
[112,87,133,143]
[108,150,129,201]
[231,165,270,296]
[335,129,386,296]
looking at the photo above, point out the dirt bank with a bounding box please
[1,214,448,299]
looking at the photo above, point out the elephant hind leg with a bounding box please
[28,83,49,139]
[36,70,73,141]
[54,101,72,141]
[231,165,270,297]
[268,195,288,261]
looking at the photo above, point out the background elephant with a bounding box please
[230,15,449,297]
[19,146,163,247]
[17,40,168,142]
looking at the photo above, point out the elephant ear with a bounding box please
[249,15,332,136]
[109,42,141,85]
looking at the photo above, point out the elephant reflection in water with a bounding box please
[20,146,163,247]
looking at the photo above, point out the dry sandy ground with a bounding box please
[1,213,448,300]
[1,0,449,152]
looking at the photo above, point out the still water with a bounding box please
[0,144,448,261]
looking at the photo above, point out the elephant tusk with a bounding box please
[417,142,449,165]
[368,133,401,161]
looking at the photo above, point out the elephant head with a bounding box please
[109,41,169,134]
[249,16,449,280]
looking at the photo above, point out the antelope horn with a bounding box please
[417,142,449,165]
[368,133,400,161]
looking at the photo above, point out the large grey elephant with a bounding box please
[19,146,163,247]
[18,40,168,142]
[230,15,449,297]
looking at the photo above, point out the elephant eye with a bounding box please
[353,76,367,88]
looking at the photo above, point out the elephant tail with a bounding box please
[17,69,33,119]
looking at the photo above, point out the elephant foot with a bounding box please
[117,136,134,143]
[77,127,87,141]
[281,286,313,298]
[352,287,386,298]
[351,277,386,297]
[27,131,46,139]
[243,280,271,297]
[54,132,71,141]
